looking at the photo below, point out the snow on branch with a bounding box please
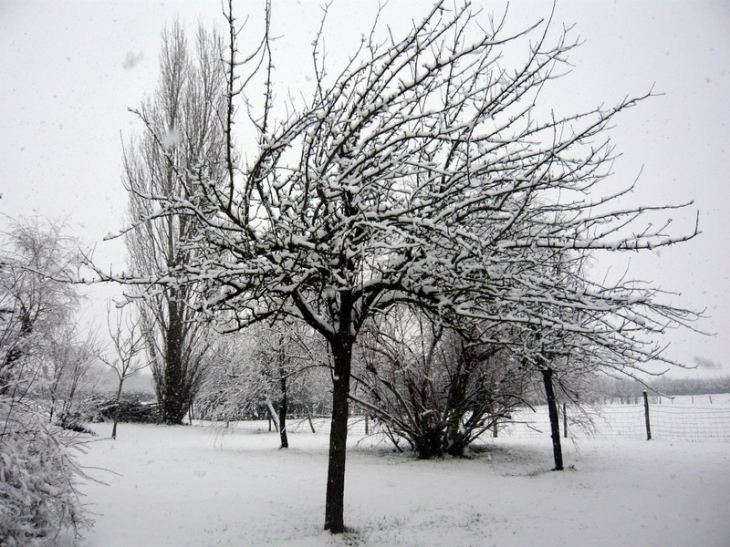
[103,0,701,374]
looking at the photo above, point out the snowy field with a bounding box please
[73,400,730,547]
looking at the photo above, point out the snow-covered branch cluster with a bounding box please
[108,1,699,368]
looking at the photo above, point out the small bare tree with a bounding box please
[100,302,146,439]
[251,322,331,448]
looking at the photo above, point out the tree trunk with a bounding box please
[324,339,352,533]
[278,362,288,448]
[112,376,125,440]
[163,294,185,424]
[643,390,652,441]
[542,367,563,471]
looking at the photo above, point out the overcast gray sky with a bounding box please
[1,0,728,375]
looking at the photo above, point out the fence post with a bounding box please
[563,403,568,438]
[643,391,652,440]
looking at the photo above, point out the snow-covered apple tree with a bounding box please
[104,1,699,533]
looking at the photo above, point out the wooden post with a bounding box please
[643,390,652,440]
[492,418,499,438]
[563,402,568,439]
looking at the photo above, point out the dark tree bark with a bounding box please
[324,337,352,533]
[278,359,289,449]
[156,291,198,425]
[542,367,564,471]
[323,290,355,533]
[111,378,124,440]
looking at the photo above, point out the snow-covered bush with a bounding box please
[0,398,89,546]
[0,218,92,544]
[356,309,531,458]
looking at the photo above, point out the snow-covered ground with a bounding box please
[73,405,730,547]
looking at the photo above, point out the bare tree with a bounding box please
[123,22,227,424]
[0,218,79,393]
[194,331,257,423]
[251,322,331,448]
[197,321,331,445]
[43,326,99,429]
[101,1,700,533]
[100,302,146,439]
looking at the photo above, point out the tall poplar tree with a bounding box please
[123,23,227,424]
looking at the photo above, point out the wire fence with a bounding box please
[498,395,730,442]
[205,394,730,443]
